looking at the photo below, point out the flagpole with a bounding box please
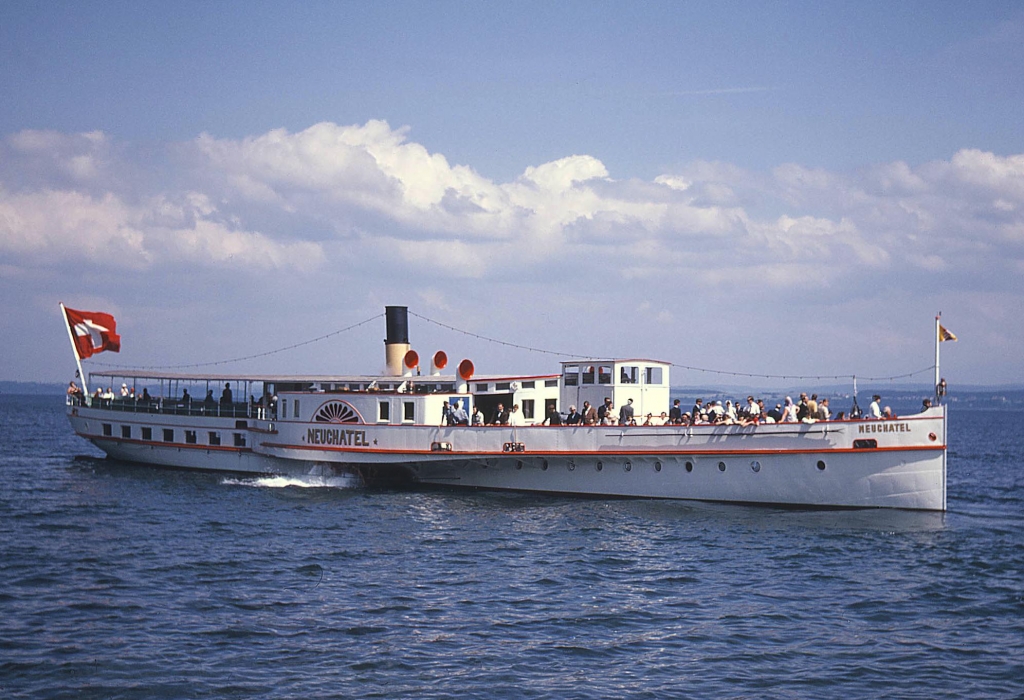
[934,312,941,405]
[60,302,89,397]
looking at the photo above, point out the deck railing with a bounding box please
[70,395,276,420]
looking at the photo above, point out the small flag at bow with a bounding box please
[64,307,121,358]
[938,324,957,342]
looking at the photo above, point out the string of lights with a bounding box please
[410,311,935,384]
[89,313,385,371]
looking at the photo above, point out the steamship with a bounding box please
[65,306,948,510]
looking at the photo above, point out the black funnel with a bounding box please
[385,306,409,345]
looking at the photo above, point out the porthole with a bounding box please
[816,460,826,471]
[596,460,603,472]
[685,461,693,473]
[718,461,727,472]
[624,460,632,472]
[542,459,549,471]
[654,461,662,472]
[928,432,937,442]
[516,460,523,470]
[568,460,576,471]
[750,460,761,473]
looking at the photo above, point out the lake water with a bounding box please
[1,395,1022,698]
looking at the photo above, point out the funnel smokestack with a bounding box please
[384,306,410,376]
[385,306,409,345]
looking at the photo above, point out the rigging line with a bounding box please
[411,311,935,384]
[669,363,935,383]
[89,313,385,371]
[408,310,576,358]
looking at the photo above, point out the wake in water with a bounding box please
[222,473,362,489]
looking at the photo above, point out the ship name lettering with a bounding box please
[857,422,911,434]
[307,427,369,446]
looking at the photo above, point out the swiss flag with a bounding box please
[64,306,121,358]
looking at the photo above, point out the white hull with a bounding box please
[68,403,947,510]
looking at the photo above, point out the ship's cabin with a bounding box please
[560,359,671,422]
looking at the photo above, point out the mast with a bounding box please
[934,313,941,405]
[59,302,89,396]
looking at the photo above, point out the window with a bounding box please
[379,401,390,422]
[523,399,535,420]
[102,423,112,436]
[645,367,663,385]
[185,430,197,444]
[476,383,489,392]
[521,380,535,389]
[163,428,174,442]
[598,366,612,384]
[121,425,131,439]
[620,366,639,384]
[280,399,287,418]
[563,366,579,386]
[582,366,595,384]
[209,431,221,446]
[496,382,511,391]
[293,400,299,418]
[545,379,558,388]
[141,427,152,441]
[234,433,246,447]
[404,402,415,422]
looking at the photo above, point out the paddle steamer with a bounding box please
[64,306,948,510]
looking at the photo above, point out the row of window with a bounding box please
[562,365,664,386]
[475,380,559,392]
[102,423,246,447]
[378,401,417,422]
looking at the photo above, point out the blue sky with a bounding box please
[2,2,1023,386]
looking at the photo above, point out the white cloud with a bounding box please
[4,122,1024,383]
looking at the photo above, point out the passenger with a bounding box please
[203,389,216,408]
[708,400,724,422]
[746,396,760,421]
[597,397,612,423]
[618,398,635,426]
[796,393,810,421]
[807,394,819,419]
[815,397,831,421]
[120,383,130,397]
[582,401,597,425]
[659,411,668,425]
[691,398,703,418]
[725,400,737,422]
[102,387,115,401]
[766,403,783,423]
[509,404,523,426]
[835,411,846,420]
[452,401,469,425]
[543,406,562,426]
[472,406,484,426]
[883,406,896,420]
[643,413,653,426]
[781,397,798,423]
[921,398,932,411]
[669,399,682,425]
[492,403,509,426]
[565,405,582,425]
[602,402,617,425]
[220,383,233,405]
[181,389,191,405]
[869,394,882,419]
[141,388,152,403]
